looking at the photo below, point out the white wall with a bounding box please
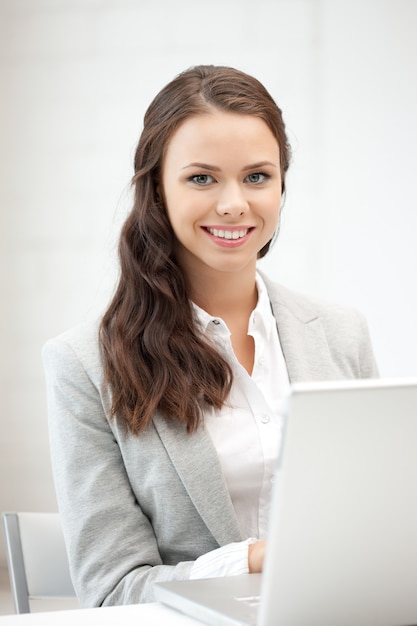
[1,0,416,568]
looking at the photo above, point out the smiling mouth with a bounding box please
[205,227,251,240]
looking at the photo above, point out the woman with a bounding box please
[43,65,378,607]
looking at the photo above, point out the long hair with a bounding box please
[100,65,291,434]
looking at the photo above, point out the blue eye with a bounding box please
[246,172,269,184]
[191,174,214,185]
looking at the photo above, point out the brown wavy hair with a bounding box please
[100,65,291,435]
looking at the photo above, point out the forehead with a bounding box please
[164,110,280,162]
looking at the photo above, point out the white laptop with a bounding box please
[154,378,417,626]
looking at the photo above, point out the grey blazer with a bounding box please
[42,277,378,607]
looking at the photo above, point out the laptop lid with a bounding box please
[155,378,417,626]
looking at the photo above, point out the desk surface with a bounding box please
[0,603,201,625]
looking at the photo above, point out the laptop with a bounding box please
[154,378,417,626]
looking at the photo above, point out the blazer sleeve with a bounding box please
[42,334,194,607]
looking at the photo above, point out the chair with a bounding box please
[2,512,79,614]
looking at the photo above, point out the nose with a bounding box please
[215,182,249,217]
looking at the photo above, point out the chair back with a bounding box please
[2,512,78,613]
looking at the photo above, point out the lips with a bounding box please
[205,227,251,240]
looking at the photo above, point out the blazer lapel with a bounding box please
[263,275,336,383]
[152,413,242,546]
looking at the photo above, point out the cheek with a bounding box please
[261,200,281,241]
[164,202,194,246]
[264,195,281,221]
[166,189,207,228]
[162,185,182,228]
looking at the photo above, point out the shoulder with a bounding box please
[42,318,103,385]
[260,272,364,326]
[43,317,101,357]
[259,272,378,379]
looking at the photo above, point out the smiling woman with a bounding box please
[162,111,282,283]
[42,65,379,608]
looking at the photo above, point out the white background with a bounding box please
[1,0,416,568]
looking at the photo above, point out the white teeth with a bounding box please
[207,228,248,239]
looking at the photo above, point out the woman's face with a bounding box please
[161,110,282,283]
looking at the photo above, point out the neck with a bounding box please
[187,268,258,320]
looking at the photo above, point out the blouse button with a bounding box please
[212,319,221,325]
[259,414,271,424]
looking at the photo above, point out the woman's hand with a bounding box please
[248,540,266,573]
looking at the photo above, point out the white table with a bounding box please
[0,603,202,625]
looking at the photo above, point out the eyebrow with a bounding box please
[182,160,278,171]
[182,162,220,172]
[242,161,278,172]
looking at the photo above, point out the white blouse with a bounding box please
[190,274,290,579]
